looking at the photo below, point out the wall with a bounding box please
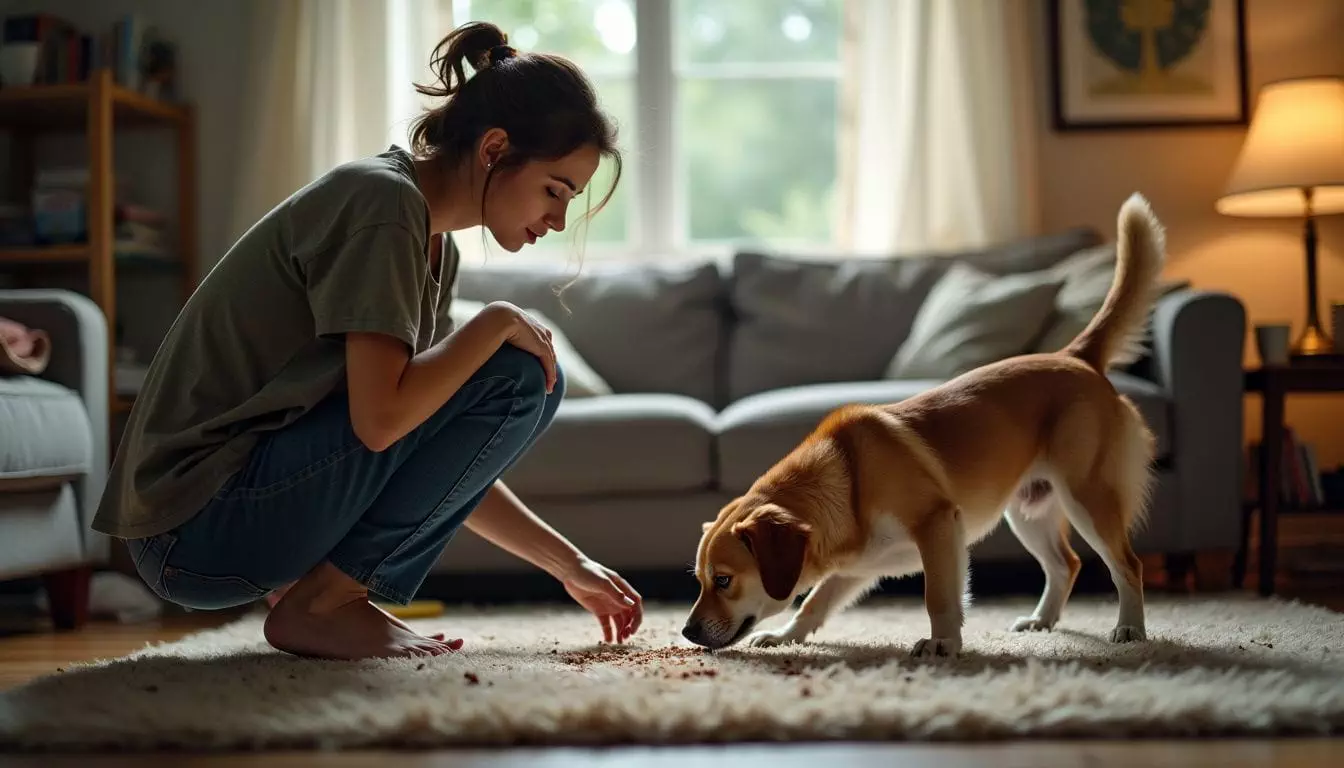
[0,0,259,357]
[1031,0,1344,469]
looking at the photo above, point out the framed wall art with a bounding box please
[1048,0,1249,130]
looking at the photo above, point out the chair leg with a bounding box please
[43,565,92,630]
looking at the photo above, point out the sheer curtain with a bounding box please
[225,1,1038,258]
[228,0,452,243]
[835,0,1040,255]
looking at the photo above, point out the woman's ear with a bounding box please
[477,127,510,170]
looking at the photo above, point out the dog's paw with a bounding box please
[911,636,961,659]
[1010,615,1056,632]
[1110,625,1146,643]
[745,626,806,648]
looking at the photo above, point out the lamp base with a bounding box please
[1292,323,1335,357]
[1292,195,1332,358]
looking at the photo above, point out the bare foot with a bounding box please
[371,602,449,641]
[263,563,463,660]
[265,582,292,609]
[266,581,449,642]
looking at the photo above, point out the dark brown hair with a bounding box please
[409,21,622,240]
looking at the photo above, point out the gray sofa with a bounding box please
[433,227,1248,576]
[0,289,109,628]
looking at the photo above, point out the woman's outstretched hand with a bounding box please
[560,557,643,644]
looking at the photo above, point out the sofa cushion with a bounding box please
[886,262,1064,379]
[0,374,92,491]
[454,257,726,406]
[726,253,949,403]
[448,299,612,398]
[727,228,1103,402]
[952,227,1103,276]
[1030,244,1192,365]
[1032,244,1119,357]
[715,380,941,492]
[502,394,718,497]
[714,374,1171,494]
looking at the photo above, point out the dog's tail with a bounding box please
[1065,193,1167,373]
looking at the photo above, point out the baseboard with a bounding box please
[418,558,1127,606]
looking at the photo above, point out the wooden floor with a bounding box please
[1,587,1341,767]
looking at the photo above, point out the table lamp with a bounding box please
[1217,76,1344,357]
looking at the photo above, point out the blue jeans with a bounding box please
[127,345,563,610]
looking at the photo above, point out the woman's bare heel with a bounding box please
[263,562,462,659]
[265,579,449,642]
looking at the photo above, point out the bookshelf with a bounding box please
[1239,360,1344,596]
[0,67,198,428]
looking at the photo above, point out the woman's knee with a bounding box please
[484,344,551,404]
[537,361,566,427]
[550,359,568,401]
[489,345,566,433]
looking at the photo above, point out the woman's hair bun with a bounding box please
[458,22,511,72]
[416,21,513,97]
[487,44,518,67]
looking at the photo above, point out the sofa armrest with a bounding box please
[1148,288,1247,551]
[0,289,110,562]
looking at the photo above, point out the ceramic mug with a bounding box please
[1255,324,1291,366]
[0,42,41,87]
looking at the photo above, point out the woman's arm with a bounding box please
[463,481,584,578]
[465,480,643,642]
[345,303,555,451]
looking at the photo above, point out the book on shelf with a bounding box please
[1,13,90,86]
[117,203,166,227]
[2,11,177,98]
[26,165,166,249]
[114,200,169,259]
[1245,427,1336,509]
[21,164,171,255]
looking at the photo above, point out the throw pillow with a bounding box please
[447,299,613,398]
[886,263,1065,380]
[1031,244,1189,364]
[1031,244,1118,356]
[455,260,724,406]
[0,315,50,375]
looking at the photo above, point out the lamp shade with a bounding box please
[1216,76,1344,217]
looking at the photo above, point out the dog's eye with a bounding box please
[714,574,732,590]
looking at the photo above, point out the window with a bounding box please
[448,0,843,260]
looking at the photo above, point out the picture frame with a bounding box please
[1047,0,1249,131]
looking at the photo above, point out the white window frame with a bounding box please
[453,0,844,264]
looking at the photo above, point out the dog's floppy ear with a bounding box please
[732,508,810,601]
[701,496,745,536]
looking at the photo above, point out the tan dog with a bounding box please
[682,193,1166,658]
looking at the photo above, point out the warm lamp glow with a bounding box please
[1216,77,1344,217]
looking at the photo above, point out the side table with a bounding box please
[1238,358,1344,596]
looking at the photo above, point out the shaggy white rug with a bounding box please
[2,595,1342,751]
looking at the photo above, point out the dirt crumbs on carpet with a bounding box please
[2,595,1343,750]
[563,645,708,667]
[561,646,725,680]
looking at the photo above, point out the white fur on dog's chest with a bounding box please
[842,516,924,578]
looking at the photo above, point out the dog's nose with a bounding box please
[682,622,702,644]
